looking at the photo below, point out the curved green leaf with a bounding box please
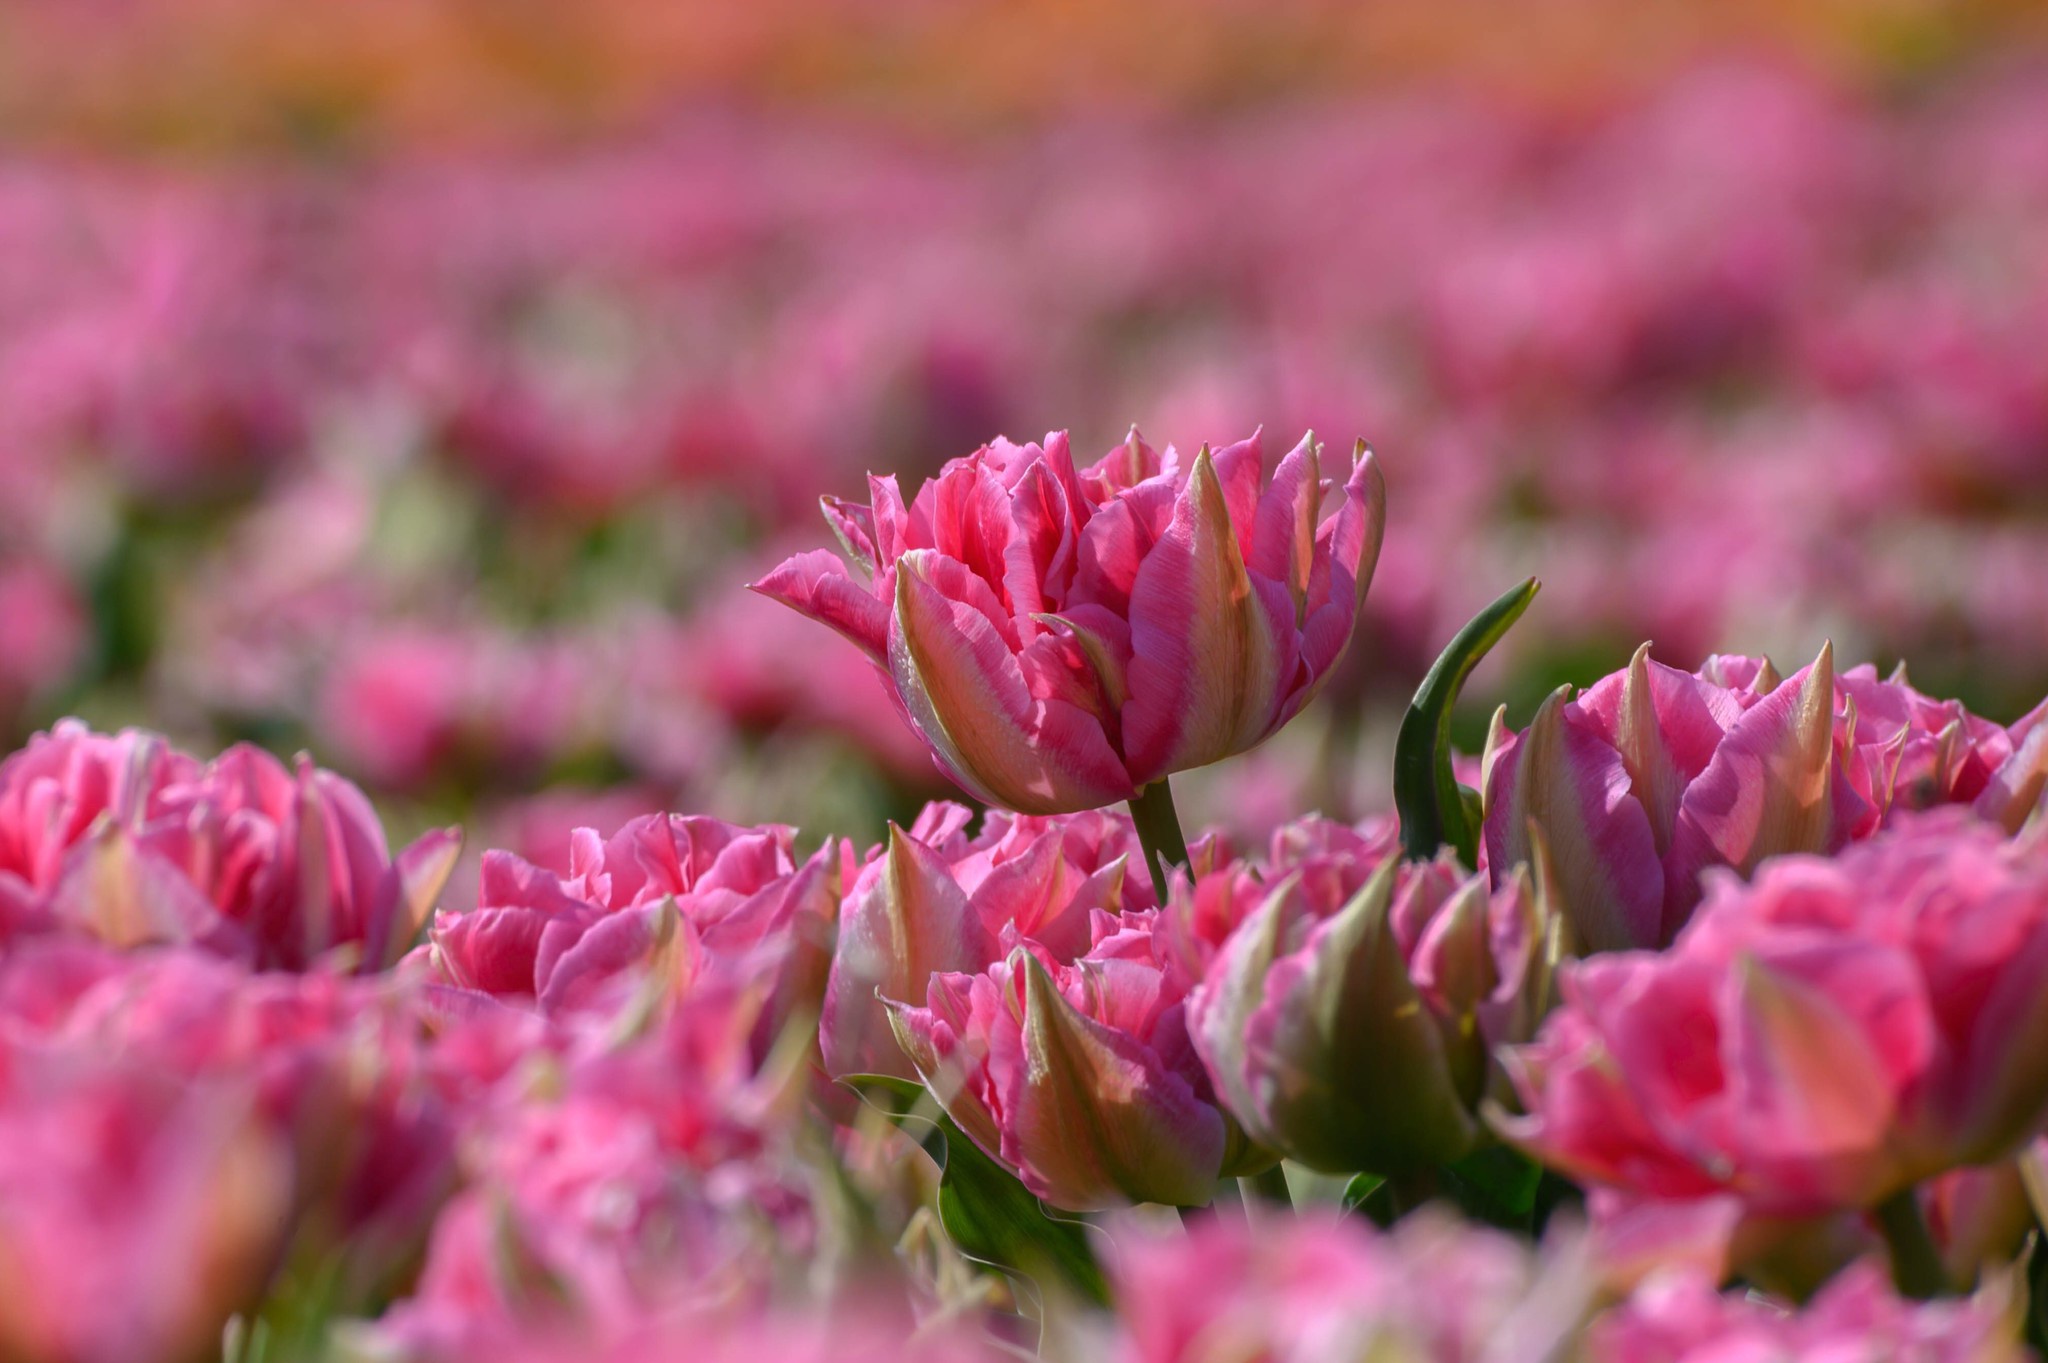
[1394,578,1541,865]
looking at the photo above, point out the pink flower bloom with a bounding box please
[1112,1209,1573,1363]
[821,800,1152,1079]
[0,1050,293,1363]
[368,979,828,1361]
[887,915,1270,1209]
[429,813,839,1032]
[1498,810,2048,1219]
[1584,1262,2026,1363]
[1483,645,2048,951]
[1188,818,1551,1175]
[755,429,1385,813]
[0,720,459,970]
[0,943,467,1294]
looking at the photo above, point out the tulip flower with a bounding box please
[1496,810,2048,1225]
[879,825,1269,1207]
[754,429,1385,816]
[1482,644,2048,951]
[0,1052,294,1363]
[1584,1262,2027,1363]
[820,800,1149,1079]
[1111,1208,1574,1363]
[0,719,459,969]
[429,813,840,1030]
[1189,830,1552,1176]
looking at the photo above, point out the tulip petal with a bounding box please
[380,825,463,970]
[823,825,992,1080]
[1978,711,2048,836]
[1010,949,1226,1209]
[1666,645,1840,936]
[751,549,891,664]
[889,552,1129,813]
[1487,688,1664,953]
[1723,950,1907,1203]
[1123,449,1289,784]
[1248,433,1321,619]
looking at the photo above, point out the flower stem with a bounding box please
[1874,1187,1947,1299]
[1245,1163,1294,1209]
[1128,779,1191,902]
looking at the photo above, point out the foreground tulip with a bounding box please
[1584,1262,2025,1363]
[1483,645,2048,951]
[754,429,1385,815]
[0,719,459,969]
[879,817,1268,1208]
[1110,1208,1578,1363]
[820,800,1149,1079]
[1188,820,1552,1175]
[428,813,840,1030]
[1497,810,2048,1227]
[0,1050,293,1363]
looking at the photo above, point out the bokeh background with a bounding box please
[3,0,2047,869]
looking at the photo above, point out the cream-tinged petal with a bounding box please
[1122,449,1287,785]
[1009,949,1226,1209]
[1486,688,1665,953]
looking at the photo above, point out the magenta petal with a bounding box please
[1486,689,1665,953]
[1667,647,1840,935]
[1122,450,1287,785]
[750,549,891,663]
[1248,434,1320,616]
[889,551,1128,813]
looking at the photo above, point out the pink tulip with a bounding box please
[1188,818,1552,1175]
[429,814,840,1032]
[820,799,1151,1079]
[0,943,466,1293]
[877,808,1268,1207]
[368,978,828,1361]
[0,720,459,970]
[1483,645,2048,951]
[1112,1209,1572,1363]
[1584,1261,2026,1362]
[0,1050,294,1363]
[755,429,1385,813]
[1497,809,2048,1220]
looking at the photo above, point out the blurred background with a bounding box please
[2,0,2046,866]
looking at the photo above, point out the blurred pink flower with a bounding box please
[1584,1262,2026,1363]
[0,1049,293,1363]
[1111,1208,1572,1363]
[756,429,1385,813]
[0,720,459,969]
[429,813,839,1031]
[1498,809,2048,1219]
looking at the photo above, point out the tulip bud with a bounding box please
[1188,845,1552,1178]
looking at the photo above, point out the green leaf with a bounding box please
[1394,577,1541,865]
[1339,1172,1390,1225]
[842,1076,1108,1306]
[1439,1143,1543,1231]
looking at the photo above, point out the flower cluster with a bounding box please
[8,384,2048,1363]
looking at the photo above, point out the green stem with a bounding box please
[1245,1163,1294,1209]
[1128,779,1190,903]
[1874,1187,1948,1300]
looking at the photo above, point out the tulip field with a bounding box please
[7,5,2048,1362]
